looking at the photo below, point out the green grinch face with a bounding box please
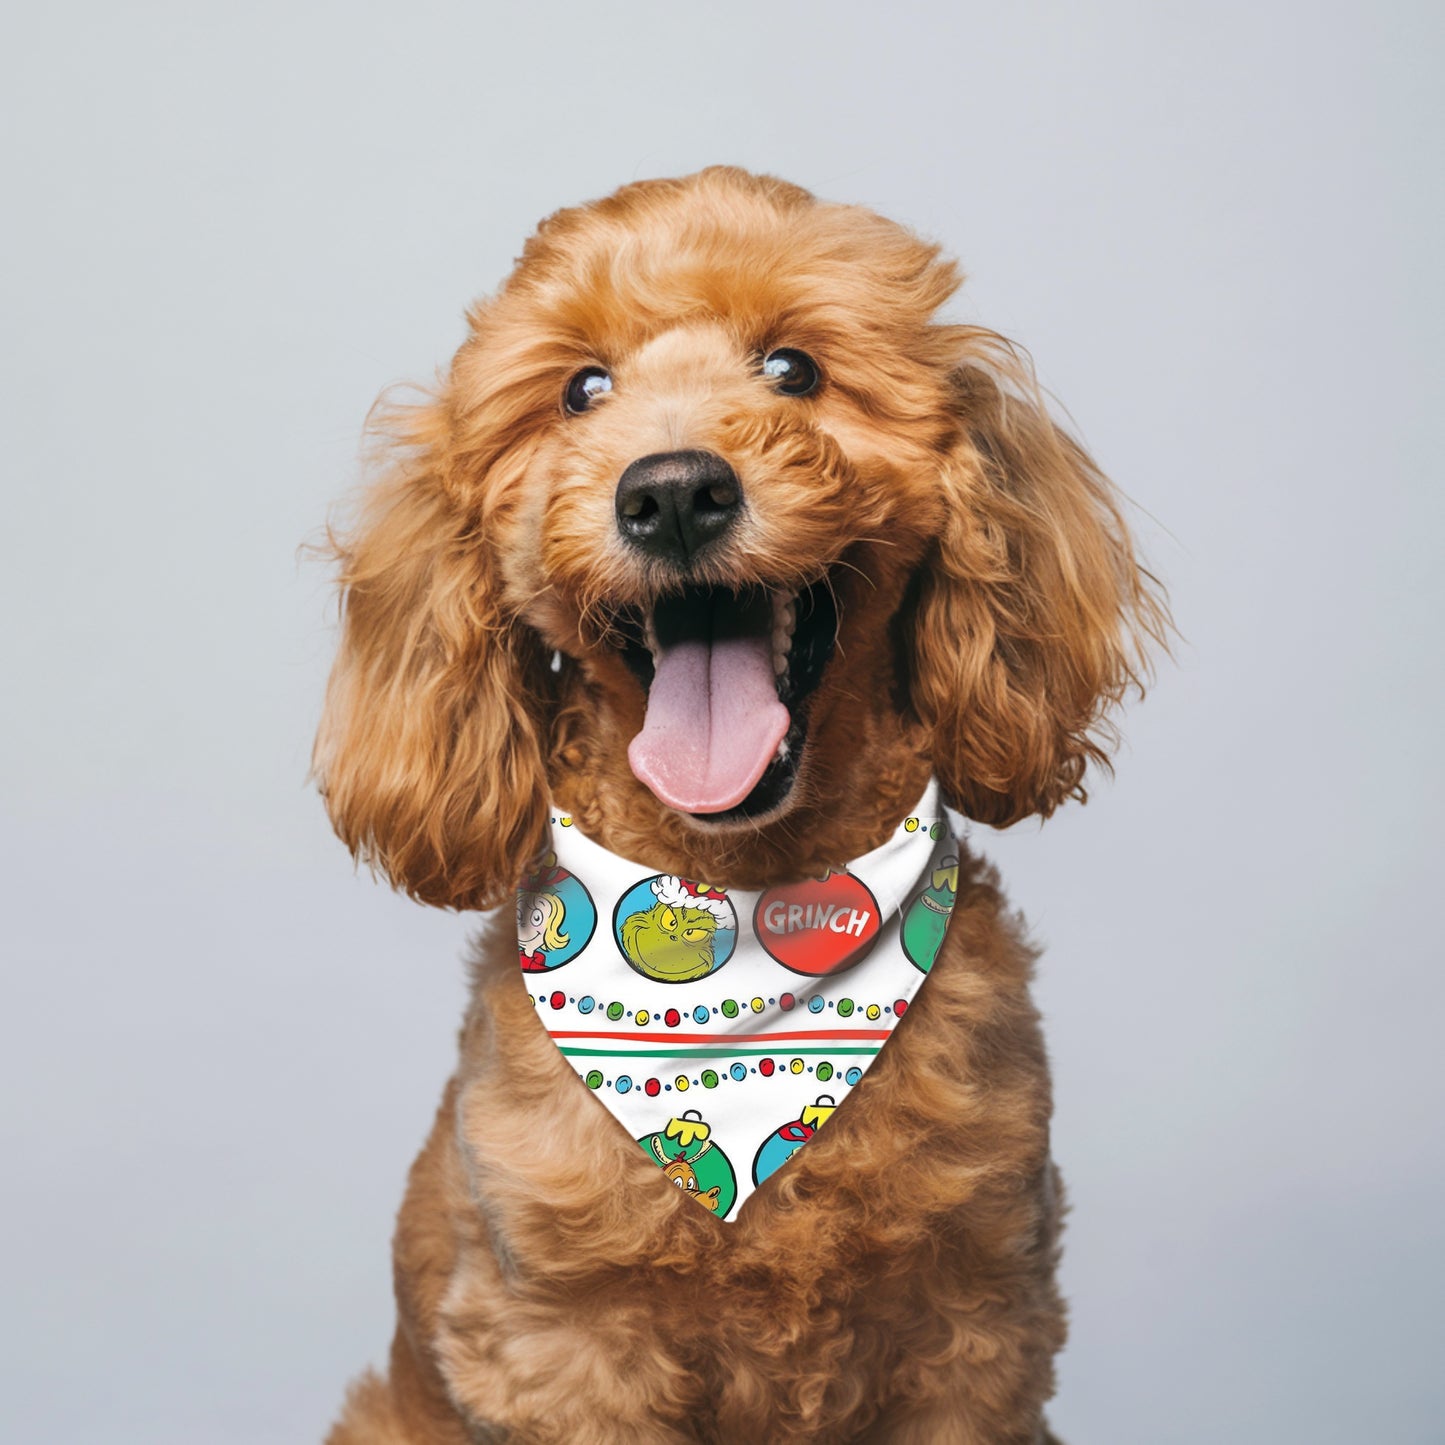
[621,902,718,981]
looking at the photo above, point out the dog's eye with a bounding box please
[762,348,820,397]
[564,367,612,414]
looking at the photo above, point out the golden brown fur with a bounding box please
[315,167,1167,1443]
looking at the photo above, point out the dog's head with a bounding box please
[315,167,1166,908]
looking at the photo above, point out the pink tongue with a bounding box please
[628,633,790,813]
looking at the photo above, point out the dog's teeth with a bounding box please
[774,737,790,762]
[644,610,660,661]
[770,590,799,672]
[772,592,797,636]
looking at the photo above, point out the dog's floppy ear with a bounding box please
[313,392,551,911]
[909,329,1168,826]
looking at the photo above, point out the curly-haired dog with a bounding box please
[316,167,1166,1444]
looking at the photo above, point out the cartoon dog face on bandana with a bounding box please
[640,1110,738,1217]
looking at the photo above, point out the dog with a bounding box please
[314,166,1166,1444]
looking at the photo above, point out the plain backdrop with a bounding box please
[2,2,1441,1441]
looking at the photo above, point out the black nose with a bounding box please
[614,450,743,565]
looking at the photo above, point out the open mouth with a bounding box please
[614,578,839,821]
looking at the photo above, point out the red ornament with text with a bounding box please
[753,869,881,976]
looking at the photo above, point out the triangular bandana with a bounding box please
[516,780,962,1221]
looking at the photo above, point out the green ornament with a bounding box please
[902,859,958,973]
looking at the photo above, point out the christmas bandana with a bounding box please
[516,781,962,1221]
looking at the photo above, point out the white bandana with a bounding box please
[516,781,962,1221]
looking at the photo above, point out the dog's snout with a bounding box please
[615,450,743,565]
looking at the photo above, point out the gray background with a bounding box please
[2,2,1441,1441]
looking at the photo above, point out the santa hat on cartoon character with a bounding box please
[651,875,732,924]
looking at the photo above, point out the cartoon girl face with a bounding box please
[517,890,569,955]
